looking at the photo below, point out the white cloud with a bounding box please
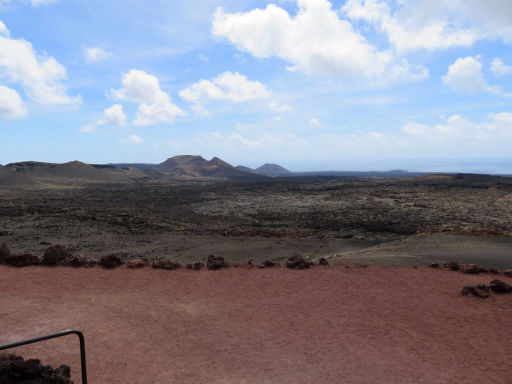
[124,134,143,144]
[84,47,111,63]
[212,1,426,82]
[0,85,27,120]
[98,104,126,127]
[491,58,512,77]
[109,69,186,126]
[0,21,81,106]
[198,54,209,62]
[179,71,270,105]
[342,0,512,52]
[269,102,291,113]
[31,0,57,6]
[442,56,507,96]
[79,125,96,133]
[309,118,320,126]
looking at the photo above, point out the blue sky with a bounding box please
[1,0,512,172]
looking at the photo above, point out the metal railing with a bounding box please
[0,329,87,384]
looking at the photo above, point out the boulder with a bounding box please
[99,254,124,269]
[0,242,10,263]
[126,258,149,269]
[490,279,512,294]
[462,284,490,298]
[207,255,228,270]
[257,260,279,268]
[0,353,73,384]
[5,253,42,267]
[442,261,460,271]
[318,258,329,266]
[43,245,72,266]
[504,269,512,277]
[152,259,181,270]
[430,263,440,268]
[186,262,204,270]
[286,254,312,270]
[61,255,97,268]
[460,264,480,274]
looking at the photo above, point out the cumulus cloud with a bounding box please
[0,21,81,106]
[212,0,426,82]
[269,102,291,113]
[342,0,512,52]
[309,118,321,126]
[442,56,505,95]
[0,85,27,120]
[109,69,186,126]
[179,71,270,104]
[98,104,126,127]
[84,47,111,63]
[491,58,512,77]
[124,134,143,144]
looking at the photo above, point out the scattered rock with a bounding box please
[460,264,480,274]
[462,284,490,298]
[286,254,312,270]
[504,269,512,277]
[318,258,329,266]
[431,263,440,268]
[5,253,42,267]
[0,230,8,236]
[99,254,124,269]
[61,255,98,268]
[43,245,72,266]
[442,261,460,271]
[186,262,204,270]
[207,255,228,270]
[490,279,512,294]
[152,259,181,270]
[257,260,279,268]
[0,353,73,384]
[127,258,149,269]
[0,242,10,263]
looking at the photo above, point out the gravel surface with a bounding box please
[1,265,512,384]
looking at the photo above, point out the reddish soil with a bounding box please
[1,265,512,384]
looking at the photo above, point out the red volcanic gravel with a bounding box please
[1,265,512,384]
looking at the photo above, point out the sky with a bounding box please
[1,0,512,172]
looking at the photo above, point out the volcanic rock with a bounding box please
[43,245,72,266]
[61,255,97,268]
[0,242,10,263]
[127,258,149,268]
[207,255,228,270]
[152,259,181,270]
[5,253,42,267]
[99,254,124,269]
[0,353,73,384]
[431,263,440,268]
[318,258,329,266]
[461,284,490,298]
[490,279,512,294]
[504,269,512,277]
[286,254,312,270]
[460,264,480,274]
[257,260,279,268]
[443,261,460,271]
[186,262,204,270]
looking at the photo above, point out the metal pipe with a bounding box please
[0,329,87,384]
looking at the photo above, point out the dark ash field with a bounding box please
[2,173,511,270]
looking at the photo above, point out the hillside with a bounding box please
[155,155,265,180]
[255,163,294,177]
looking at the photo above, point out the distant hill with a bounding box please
[255,163,294,177]
[111,163,157,171]
[154,155,266,180]
[3,160,148,187]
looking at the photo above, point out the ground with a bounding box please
[1,176,511,269]
[1,265,512,384]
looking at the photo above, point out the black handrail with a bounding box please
[0,329,87,384]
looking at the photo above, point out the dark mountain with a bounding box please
[111,163,158,171]
[155,155,265,180]
[236,165,256,173]
[255,163,294,177]
[4,161,148,186]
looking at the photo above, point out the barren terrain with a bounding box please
[1,175,511,268]
[2,265,512,384]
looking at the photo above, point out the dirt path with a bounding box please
[1,265,512,384]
